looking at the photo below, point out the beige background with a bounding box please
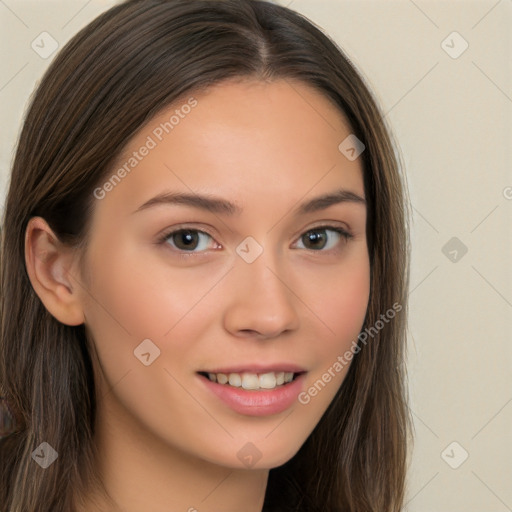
[1,0,511,510]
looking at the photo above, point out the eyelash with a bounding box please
[156,224,354,256]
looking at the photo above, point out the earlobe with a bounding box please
[24,217,85,326]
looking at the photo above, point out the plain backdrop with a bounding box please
[1,1,511,510]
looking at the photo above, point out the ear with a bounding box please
[24,217,85,326]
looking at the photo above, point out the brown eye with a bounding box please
[302,230,328,250]
[164,229,214,252]
[297,227,352,251]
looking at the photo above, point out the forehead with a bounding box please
[93,78,365,219]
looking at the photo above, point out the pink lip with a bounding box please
[198,373,306,416]
[201,364,306,374]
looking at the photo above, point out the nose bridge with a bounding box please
[223,237,300,337]
[240,248,286,299]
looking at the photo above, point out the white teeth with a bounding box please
[217,373,228,384]
[228,373,242,387]
[259,372,277,389]
[205,371,298,390]
[242,373,260,390]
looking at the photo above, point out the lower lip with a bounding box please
[199,373,306,416]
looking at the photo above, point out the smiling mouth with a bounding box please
[198,371,303,391]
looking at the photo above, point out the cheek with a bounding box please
[82,235,221,341]
[303,249,370,354]
[324,263,370,347]
[292,250,370,413]
[80,242,231,454]
[79,236,227,415]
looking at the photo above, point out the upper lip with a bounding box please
[199,364,306,374]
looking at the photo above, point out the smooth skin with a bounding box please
[25,78,370,512]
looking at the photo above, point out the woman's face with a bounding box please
[78,78,370,469]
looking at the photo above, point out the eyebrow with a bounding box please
[132,188,366,216]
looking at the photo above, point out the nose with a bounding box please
[222,250,300,340]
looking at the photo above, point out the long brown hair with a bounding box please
[0,1,412,510]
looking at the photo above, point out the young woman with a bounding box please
[0,1,411,510]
